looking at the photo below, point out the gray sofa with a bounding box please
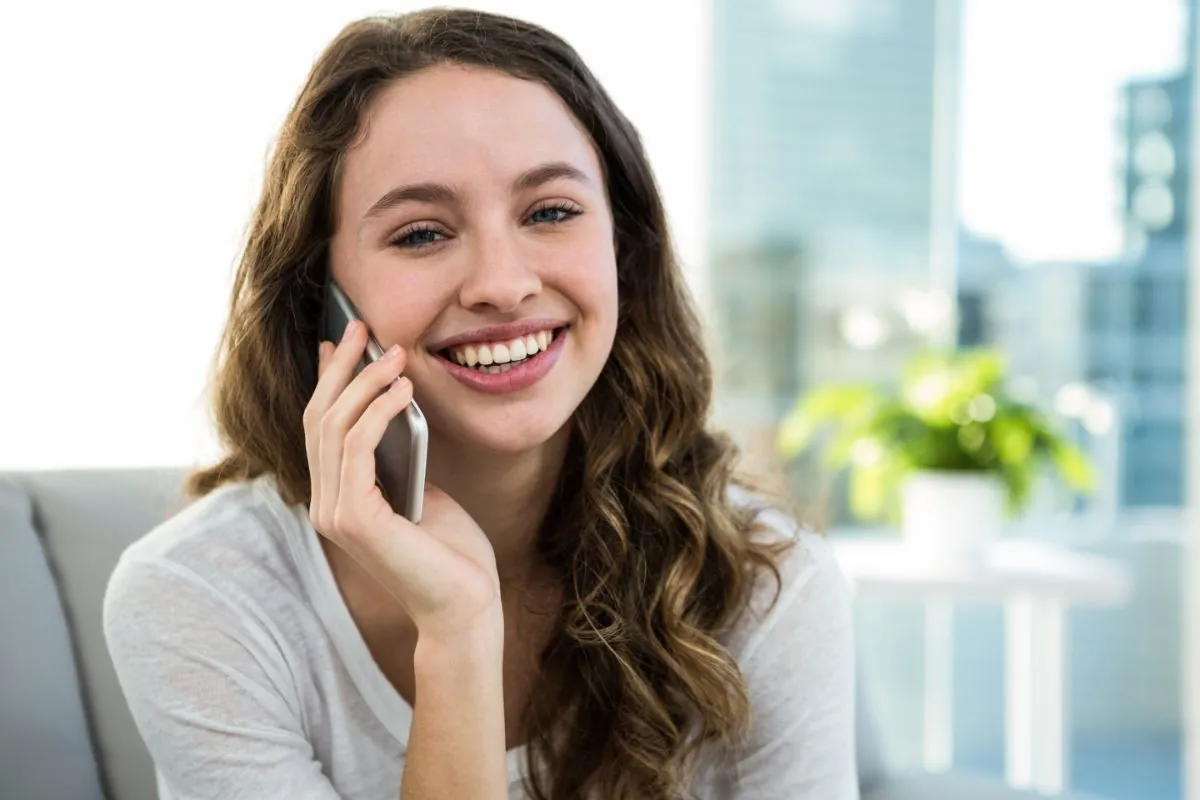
[0,468,1103,800]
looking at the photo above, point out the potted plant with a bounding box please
[775,349,1095,562]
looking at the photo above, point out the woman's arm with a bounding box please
[104,556,346,800]
[306,332,512,798]
[402,614,508,799]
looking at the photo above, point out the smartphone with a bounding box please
[321,279,429,523]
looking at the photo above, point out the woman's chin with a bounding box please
[443,417,571,456]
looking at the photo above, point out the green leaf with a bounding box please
[848,456,887,520]
[989,411,1035,464]
[998,461,1035,516]
[957,349,1007,393]
[823,398,903,470]
[957,423,987,454]
[1049,440,1096,492]
[776,384,878,460]
[902,349,1008,425]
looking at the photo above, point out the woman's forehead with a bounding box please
[337,65,604,219]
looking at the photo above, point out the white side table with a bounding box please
[831,537,1131,793]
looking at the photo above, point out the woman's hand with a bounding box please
[303,320,502,641]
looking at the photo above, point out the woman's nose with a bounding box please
[458,231,542,313]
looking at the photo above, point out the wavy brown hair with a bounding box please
[187,9,797,798]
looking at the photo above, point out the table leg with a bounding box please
[924,597,954,772]
[1005,595,1068,792]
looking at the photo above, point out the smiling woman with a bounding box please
[100,8,856,800]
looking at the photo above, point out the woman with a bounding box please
[104,8,856,799]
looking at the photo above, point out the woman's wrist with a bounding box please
[404,604,507,799]
[414,599,504,656]
[414,618,504,673]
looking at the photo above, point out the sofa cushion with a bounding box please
[11,468,189,800]
[0,479,104,800]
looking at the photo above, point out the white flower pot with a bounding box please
[900,471,1006,564]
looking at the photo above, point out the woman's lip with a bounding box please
[429,319,569,352]
[435,329,566,395]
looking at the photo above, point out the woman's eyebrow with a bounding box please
[513,161,592,192]
[362,182,461,224]
[360,161,593,226]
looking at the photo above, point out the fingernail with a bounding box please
[389,377,411,391]
[344,320,356,338]
[383,344,401,360]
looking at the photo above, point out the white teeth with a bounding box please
[487,365,501,374]
[498,364,512,373]
[448,328,560,369]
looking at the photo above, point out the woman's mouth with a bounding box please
[439,327,562,373]
[434,326,568,394]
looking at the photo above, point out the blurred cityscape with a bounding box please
[707,1,1191,797]
[958,67,1190,509]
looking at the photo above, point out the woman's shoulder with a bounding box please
[726,481,837,579]
[721,484,851,665]
[105,474,309,621]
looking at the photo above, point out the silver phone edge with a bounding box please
[403,402,429,523]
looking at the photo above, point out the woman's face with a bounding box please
[329,65,619,454]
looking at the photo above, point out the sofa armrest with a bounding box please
[0,479,104,799]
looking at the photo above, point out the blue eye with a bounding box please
[390,226,445,249]
[528,203,581,225]
[389,203,580,250]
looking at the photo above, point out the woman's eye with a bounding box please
[528,204,581,225]
[390,206,578,248]
[391,227,445,249]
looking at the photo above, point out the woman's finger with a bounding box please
[309,324,366,532]
[306,340,333,523]
[308,341,334,467]
[305,323,364,441]
[321,345,407,446]
[342,376,414,515]
[317,340,334,377]
[309,321,366,416]
[317,345,407,536]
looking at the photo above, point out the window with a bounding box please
[708,0,1191,793]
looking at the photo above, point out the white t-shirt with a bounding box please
[103,475,857,799]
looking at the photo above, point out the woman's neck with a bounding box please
[426,424,570,586]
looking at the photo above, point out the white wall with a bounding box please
[0,0,711,470]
